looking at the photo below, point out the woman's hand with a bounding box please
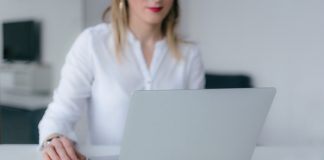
[41,134,86,160]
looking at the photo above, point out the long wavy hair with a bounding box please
[102,0,182,60]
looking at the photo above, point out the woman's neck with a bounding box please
[128,16,163,45]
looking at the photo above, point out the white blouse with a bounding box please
[38,23,205,146]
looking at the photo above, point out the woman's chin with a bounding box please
[144,18,165,26]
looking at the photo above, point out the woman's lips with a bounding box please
[147,7,163,13]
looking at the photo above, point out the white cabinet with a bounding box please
[0,63,52,95]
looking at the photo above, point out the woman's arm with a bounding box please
[187,46,206,89]
[38,29,94,153]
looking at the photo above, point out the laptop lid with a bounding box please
[119,88,276,160]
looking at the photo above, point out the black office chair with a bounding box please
[205,73,253,89]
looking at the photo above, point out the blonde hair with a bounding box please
[103,0,182,60]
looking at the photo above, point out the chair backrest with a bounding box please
[205,73,253,89]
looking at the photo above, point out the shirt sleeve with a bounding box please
[187,46,206,89]
[38,29,94,147]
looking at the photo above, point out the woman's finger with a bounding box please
[76,150,87,160]
[60,136,79,160]
[42,151,51,160]
[45,145,60,160]
[51,138,71,160]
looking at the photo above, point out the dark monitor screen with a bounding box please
[3,20,40,62]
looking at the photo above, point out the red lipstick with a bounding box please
[148,7,163,13]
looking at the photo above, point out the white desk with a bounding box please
[0,145,120,160]
[0,145,324,160]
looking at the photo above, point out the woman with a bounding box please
[39,0,205,159]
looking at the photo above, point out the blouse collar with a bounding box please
[127,30,167,49]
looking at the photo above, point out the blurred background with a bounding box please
[0,0,323,147]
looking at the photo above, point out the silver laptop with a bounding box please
[117,88,276,160]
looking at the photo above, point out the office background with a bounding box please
[0,0,323,146]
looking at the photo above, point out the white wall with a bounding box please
[0,0,84,89]
[84,0,111,28]
[182,0,324,145]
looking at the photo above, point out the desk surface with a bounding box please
[0,145,324,160]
